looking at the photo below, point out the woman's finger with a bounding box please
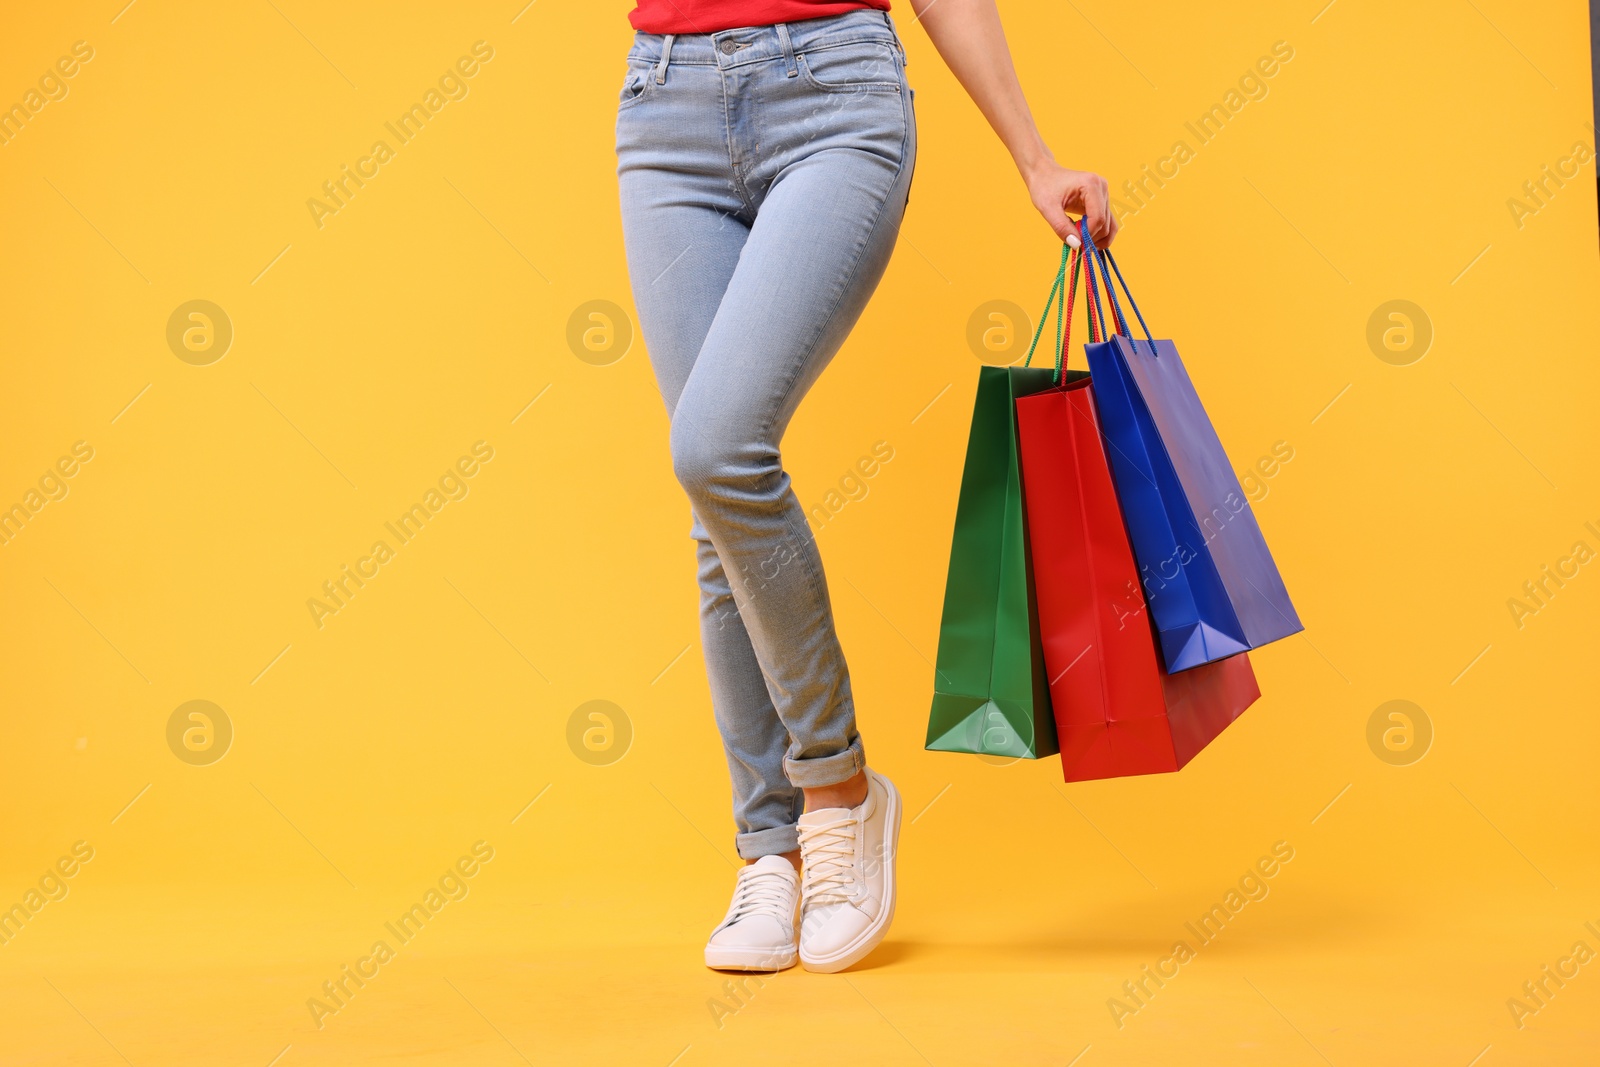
[1090,190,1116,246]
[1041,199,1074,244]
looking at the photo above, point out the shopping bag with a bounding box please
[926,360,1059,759]
[1076,223,1303,673]
[1013,245,1261,780]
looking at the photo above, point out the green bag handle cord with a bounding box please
[1022,241,1086,385]
[1021,244,1065,371]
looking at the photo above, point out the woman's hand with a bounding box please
[1027,161,1117,248]
[909,0,1119,247]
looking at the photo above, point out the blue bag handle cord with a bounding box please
[1105,249,1156,357]
[1078,219,1158,359]
[1077,218,1124,338]
[1081,223,1106,340]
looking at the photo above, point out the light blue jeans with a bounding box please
[616,10,916,859]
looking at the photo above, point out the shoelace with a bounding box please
[798,814,858,909]
[724,865,795,926]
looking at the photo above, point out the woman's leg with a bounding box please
[665,38,916,799]
[693,509,807,858]
[618,14,916,973]
[617,47,806,861]
[667,27,917,972]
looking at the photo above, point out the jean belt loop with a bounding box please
[654,34,675,84]
[884,13,906,60]
[775,23,798,77]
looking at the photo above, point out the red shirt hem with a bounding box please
[629,1,891,35]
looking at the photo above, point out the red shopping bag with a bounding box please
[1014,246,1259,782]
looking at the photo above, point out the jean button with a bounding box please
[719,39,738,55]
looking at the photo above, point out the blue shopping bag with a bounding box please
[1075,223,1302,672]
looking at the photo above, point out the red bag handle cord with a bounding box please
[1023,242,1087,383]
[1058,246,1083,378]
[1023,235,1102,383]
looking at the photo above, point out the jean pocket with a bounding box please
[617,60,654,110]
[796,40,903,94]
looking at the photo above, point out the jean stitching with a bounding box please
[783,736,865,784]
[796,53,901,95]
[718,67,759,217]
[712,34,898,72]
[616,77,653,112]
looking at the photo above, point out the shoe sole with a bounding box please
[704,944,797,972]
[800,772,900,974]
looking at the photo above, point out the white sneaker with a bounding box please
[704,855,799,971]
[797,768,901,973]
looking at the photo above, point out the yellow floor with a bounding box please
[5,793,1596,1066]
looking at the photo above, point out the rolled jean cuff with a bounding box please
[736,824,800,860]
[783,735,866,789]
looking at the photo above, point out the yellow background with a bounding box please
[1,1,1596,1063]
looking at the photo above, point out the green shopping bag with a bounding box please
[926,364,1060,759]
